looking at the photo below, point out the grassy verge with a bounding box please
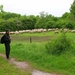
[0,42,75,75]
[0,56,31,75]
[0,32,75,75]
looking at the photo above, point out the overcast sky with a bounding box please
[0,0,74,17]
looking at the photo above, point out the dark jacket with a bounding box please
[3,33,11,44]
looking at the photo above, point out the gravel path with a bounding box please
[0,54,58,75]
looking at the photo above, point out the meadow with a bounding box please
[0,31,75,75]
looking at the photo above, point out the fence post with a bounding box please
[30,37,32,43]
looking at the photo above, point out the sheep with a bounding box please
[19,30,25,34]
[43,29,46,32]
[63,28,68,33]
[48,29,55,32]
[54,30,59,34]
[71,30,75,33]
[15,31,19,34]
[10,32,15,34]
[0,32,5,35]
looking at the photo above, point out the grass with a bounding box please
[0,42,75,75]
[0,56,31,75]
[0,31,75,75]
[10,31,63,43]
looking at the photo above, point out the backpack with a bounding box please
[0,35,5,44]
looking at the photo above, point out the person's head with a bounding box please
[6,29,10,35]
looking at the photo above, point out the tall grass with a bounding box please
[0,42,75,75]
[46,33,74,55]
[0,32,75,75]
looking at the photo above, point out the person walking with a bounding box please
[1,29,11,59]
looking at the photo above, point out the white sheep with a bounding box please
[54,30,59,34]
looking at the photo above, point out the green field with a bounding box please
[0,31,75,75]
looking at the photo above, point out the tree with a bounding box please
[0,12,21,20]
[0,5,3,12]
[45,20,55,29]
[65,21,75,29]
[39,11,48,18]
[61,12,71,20]
[70,0,75,17]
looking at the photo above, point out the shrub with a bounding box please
[46,33,73,55]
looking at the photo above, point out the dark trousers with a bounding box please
[5,43,10,59]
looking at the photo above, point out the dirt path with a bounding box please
[0,54,58,75]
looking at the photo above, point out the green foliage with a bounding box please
[35,14,57,29]
[65,21,75,29]
[0,5,4,12]
[46,33,73,55]
[0,4,75,31]
[70,0,75,16]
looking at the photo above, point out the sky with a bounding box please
[0,0,74,17]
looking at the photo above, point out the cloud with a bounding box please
[0,0,74,16]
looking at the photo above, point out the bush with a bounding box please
[65,21,75,29]
[46,33,73,55]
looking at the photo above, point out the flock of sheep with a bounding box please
[0,28,75,35]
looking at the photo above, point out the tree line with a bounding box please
[0,0,75,31]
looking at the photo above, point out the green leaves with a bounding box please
[46,33,73,55]
[70,0,75,16]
